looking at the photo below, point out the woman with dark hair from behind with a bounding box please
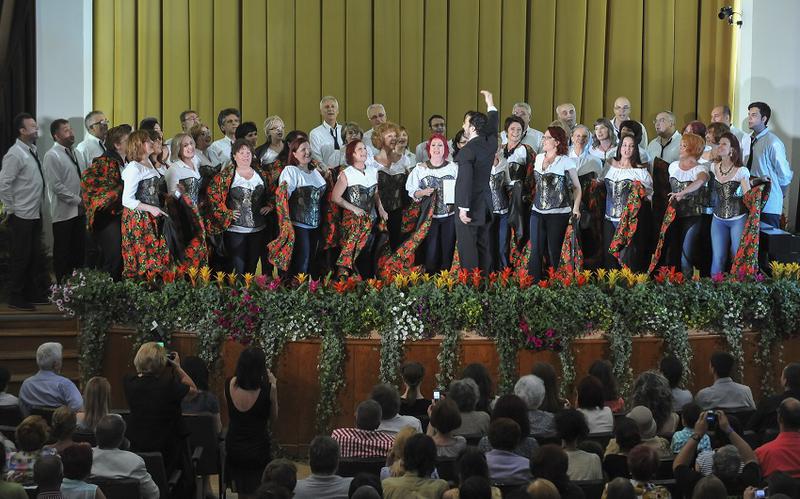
[427,399,466,457]
[442,448,502,499]
[601,477,635,499]
[477,394,539,458]
[531,362,566,413]
[555,409,602,481]
[382,434,449,499]
[660,355,692,412]
[530,444,585,499]
[603,417,641,479]
[400,362,432,420]
[225,347,279,499]
[61,443,107,499]
[461,363,493,414]
[576,376,614,433]
[181,356,222,432]
[45,406,76,453]
[588,359,624,412]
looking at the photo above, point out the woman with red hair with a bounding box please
[405,134,459,273]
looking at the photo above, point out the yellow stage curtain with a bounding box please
[93,0,738,143]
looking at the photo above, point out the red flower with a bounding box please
[470,268,482,288]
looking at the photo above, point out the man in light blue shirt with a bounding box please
[19,342,83,415]
[744,101,792,228]
[293,436,352,499]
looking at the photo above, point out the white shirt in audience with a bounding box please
[91,447,160,499]
[377,414,422,434]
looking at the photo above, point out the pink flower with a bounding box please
[533,338,543,348]
[230,289,239,297]
[255,275,269,289]
[309,279,320,293]
[712,272,725,283]
[545,328,555,338]
[267,277,282,291]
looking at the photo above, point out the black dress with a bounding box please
[225,378,271,494]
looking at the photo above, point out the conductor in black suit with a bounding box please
[455,90,498,272]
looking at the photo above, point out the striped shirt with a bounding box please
[331,427,395,459]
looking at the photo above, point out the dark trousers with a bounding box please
[489,212,510,271]
[424,215,456,273]
[528,211,570,281]
[52,215,86,284]
[386,208,405,250]
[455,216,492,272]
[8,215,45,303]
[224,230,267,275]
[289,226,319,277]
[94,215,123,281]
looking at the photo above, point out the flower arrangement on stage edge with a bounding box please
[52,262,800,431]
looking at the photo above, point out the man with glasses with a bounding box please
[610,96,648,148]
[362,103,387,157]
[76,110,109,165]
[165,110,201,147]
[415,114,454,162]
[207,108,241,166]
[646,111,681,165]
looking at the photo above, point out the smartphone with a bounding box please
[706,411,718,431]
[433,390,441,401]
[156,341,165,347]
[755,487,768,498]
[167,351,177,361]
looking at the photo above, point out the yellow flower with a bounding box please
[595,268,607,282]
[434,276,446,289]
[199,266,212,284]
[408,271,421,286]
[606,269,620,287]
[421,273,431,282]
[295,273,308,285]
[215,271,226,288]
[243,273,254,289]
[393,274,408,288]
[635,273,649,285]
[227,272,238,287]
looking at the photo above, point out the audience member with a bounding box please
[261,458,298,494]
[372,383,422,434]
[555,409,602,481]
[0,366,19,407]
[749,362,800,433]
[458,476,493,499]
[0,440,27,498]
[181,356,222,432]
[532,362,568,413]
[382,426,424,479]
[659,355,692,412]
[61,443,106,499]
[525,478,561,499]
[76,377,110,432]
[294,436,352,499]
[670,402,711,454]
[587,360,623,413]
[626,444,669,497]
[530,444,585,499]
[625,406,670,457]
[632,370,679,433]
[382,434,448,499]
[461,364,494,414]
[762,471,798,497]
[46,406,76,453]
[478,394,539,458]
[5,415,55,485]
[696,351,756,412]
[400,362,432,420]
[601,477,635,499]
[514,375,555,436]
[755,397,800,478]
[254,482,292,499]
[443,448,501,499]
[576,376,614,433]
[350,485,381,499]
[19,342,83,414]
[91,414,159,499]
[691,475,727,499]
[332,399,395,458]
[347,473,382,498]
[33,454,64,498]
[449,378,490,436]
[428,398,467,457]
[485,418,532,485]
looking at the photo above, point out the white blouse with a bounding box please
[531,155,577,215]
[165,159,200,194]
[278,164,327,228]
[121,161,167,210]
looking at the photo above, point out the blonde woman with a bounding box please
[255,115,285,166]
[76,376,111,432]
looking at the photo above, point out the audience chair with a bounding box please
[585,431,614,450]
[137,451,180,499]
[436,457,458,482]
[574,479,605,499]
[337,457,385,477]
[0,424,17,444]
[656,457,675,479]
[650,478,678,496]
[461,433,484,447]
[23,486,37,499]
[88,477,141,499]
[72,429,97,446]
[495,483,525,498]
[533,433,560,446]
[182,413,225,498]
[29,406,58,425]
[0,405,23,426]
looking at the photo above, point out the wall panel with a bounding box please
[188,0,214,131]
[344,0,373,125]
[266,0,295,129]
[528,0,556,131]
[136,0,162,122]
[500,0,528,120]
[212,0,241,139]
[241,0,268,130]
[446,0,479,128]
[320,0,346,114]
[373,0,401,122]
[162,0,190,137]
[398,0,424,144]
[93,0,115,118]
[294,0,321,133]
[421,0,448,140]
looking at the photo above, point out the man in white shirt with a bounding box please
[556,102,578,134]
[362,103,387,157]
[165,109,201,147]
[309,96,343,163]
[207,108,240,166]
[647,111,681,165]
[371,383,422,434]
[500,102,543,153]
[610,96,648,148]
[91,415,160,499]
[415,114,453,162]
[711,104,749,157]
[75,110,109,166]
[43,119,86,284]
[0,113,47,311]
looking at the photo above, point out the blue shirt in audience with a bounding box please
[18,370,83,414]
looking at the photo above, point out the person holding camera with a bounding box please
[672,409,760,498]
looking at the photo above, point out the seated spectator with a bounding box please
[759,470,799,498]
[254,482,292,499]
[673,409,759,497]
[181,356,222,432]
[347,473,382,497]
[588,360,625,413]
[461,364,494,414]
[459,476,493,499]
[601,477,635,499]
[60,443,106,499]
[755,397,800,478]
[485,418,532,485]
[372,384,422,434]
[400,362,432,420]
[382,434,449,499]
[530,444,585,499]
[526,478,561,499]
[691,475,727,499]
[0,441,27,498]
[293,436,352,499]
[350,486,380,499]
[442,448,501,499]
[45,406,76,454]
[626,444,670,497]
[382,426,420,479]
[261,458,298,494]
[332,399,395,458]
[449,379,490,437]
[604,417,641,479]
[19,342,83,414]
[623,406,670,457]
[514,375,555,436]
[632,370,679,434]
[576,376,614,433]
[478,394,539,458]
[5,415,56,485]
[671,402,711,454]
[555,409,602,481]
[0,366,20,407]
[749,362,800,433]
[76,377,111,432]
[694,412,747,475]
[90,414,159,499]
[33,454,64,498]
[532,362,568,413]
[696,351,755,412]
[428,399,466,457]
[660,355,693,412]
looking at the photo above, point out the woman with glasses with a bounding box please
[255,116,285,167]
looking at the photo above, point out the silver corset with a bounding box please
[344,184,378,213]
[378,171,408,212]
[533,171,572,211]
[288,185,326,227]
[669,177,706,218]
[490,171,509,213]
[179,177,201,205]
[228,185,267,228]
[713,179,745,219]
[508,162,526,183]
[604,178,635,219]
[135,175,166,206]
[419,174,455,216]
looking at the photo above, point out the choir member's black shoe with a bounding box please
[8,299,35,311]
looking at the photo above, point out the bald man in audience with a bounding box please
[362,103,387,157]
[646,111,682,165]
[500,102,543,152]
[711,104,749,157]
[610,96,648,148]
[755,397,800,478]
[556,103,578,133]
